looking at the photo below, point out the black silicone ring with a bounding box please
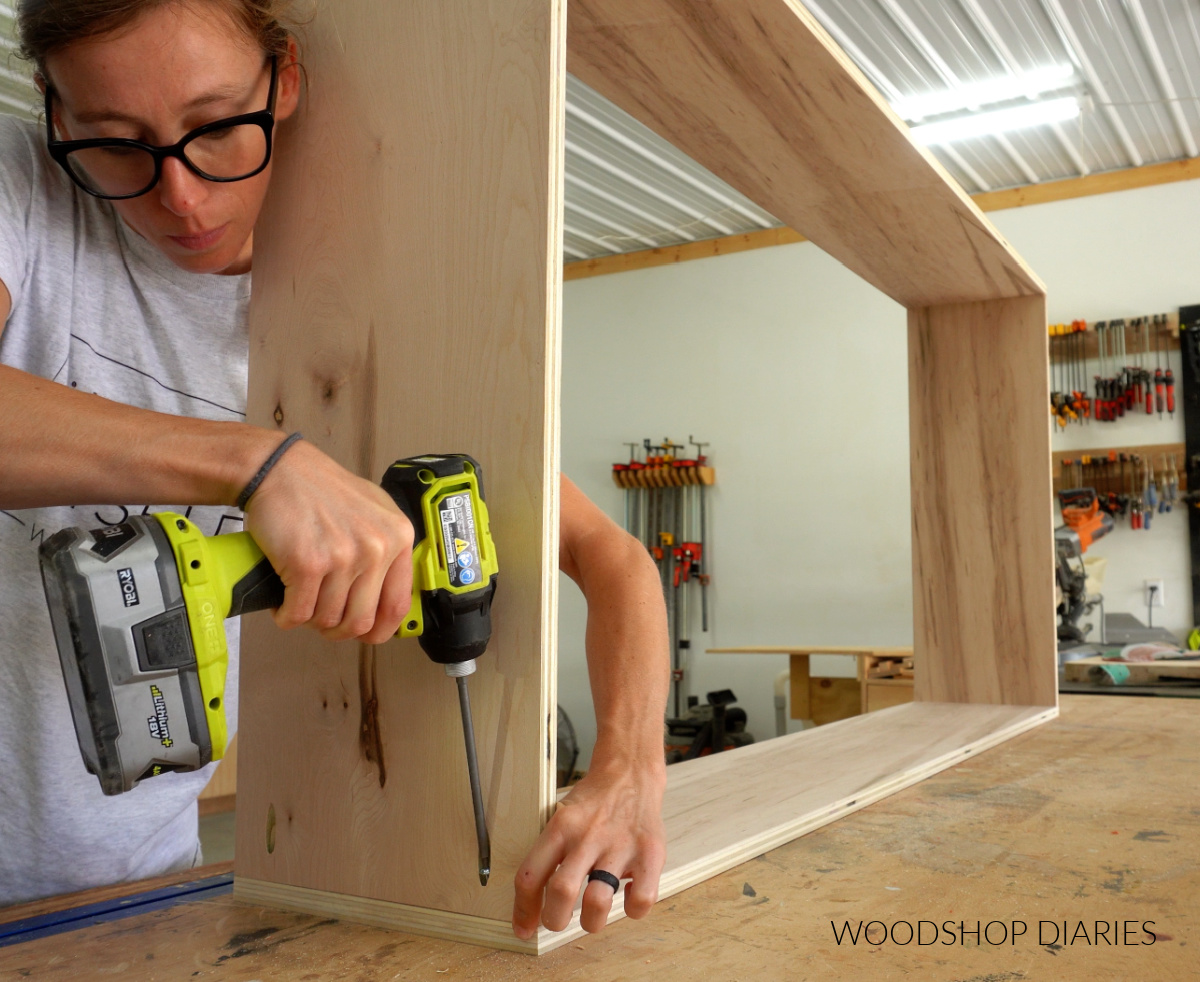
[587,869,620,891]
[236,432,303,510]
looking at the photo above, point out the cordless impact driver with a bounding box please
[38,453,498,885]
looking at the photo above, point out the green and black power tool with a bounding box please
[38,453,499,885]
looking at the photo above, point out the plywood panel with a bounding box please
[238,702,1055,952]
[567,0,1043,308]
[198,735,236,801]
[235,0,566,922]
[908,297,1057,706]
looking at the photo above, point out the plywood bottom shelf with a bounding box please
[235,701,1056,954]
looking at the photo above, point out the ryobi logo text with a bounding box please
[117,568,139,608]
[147,684,173,748]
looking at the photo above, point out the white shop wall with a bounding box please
[557,177,1200,767]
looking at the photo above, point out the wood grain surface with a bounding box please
[5,696,1193,979]
[236,0,566,921]
[198,735,236,801]
[567,0,1043,307]
[909,297,1058,707]
[240,703,1052,952]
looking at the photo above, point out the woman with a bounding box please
[0,0,668,940]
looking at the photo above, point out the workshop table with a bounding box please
[707,645,915,725]
[1,695,1194,980]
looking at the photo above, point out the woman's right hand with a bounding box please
[240,438,414,645]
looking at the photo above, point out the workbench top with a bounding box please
[1,694,1194,980]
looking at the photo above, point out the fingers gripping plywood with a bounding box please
[567,0,1043,308]
[235,0,566,922]
[908,297,1057,707]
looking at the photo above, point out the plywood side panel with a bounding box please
[567,0,1043,308]
[235,0,566,921]
[909,297,1057,706]
[198,735,236,800]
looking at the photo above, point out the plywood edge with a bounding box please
[538,0,568,832]
[198,793,236,817]
[233,877,539,954]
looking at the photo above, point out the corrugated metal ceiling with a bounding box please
[3,2,1197,262]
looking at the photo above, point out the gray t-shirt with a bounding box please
[0,116,249,906]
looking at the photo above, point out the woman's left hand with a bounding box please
[514,474,670,939]
[512,758,666,939]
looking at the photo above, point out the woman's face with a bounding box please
[44,1,300,275]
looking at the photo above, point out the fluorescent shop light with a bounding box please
[910,97,1080,146]
[893,64,1076,121]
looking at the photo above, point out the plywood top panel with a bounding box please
[568,0,1044,307]
[236,0,566,920]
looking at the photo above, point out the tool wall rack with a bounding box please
[1050,314,1178,363]
[1051,316,1179,427]
[1052,443,1187,496]
[234,0,1057,953]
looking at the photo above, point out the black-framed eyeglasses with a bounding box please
[46,56,278,200]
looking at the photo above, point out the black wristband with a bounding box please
[236,432,304,510]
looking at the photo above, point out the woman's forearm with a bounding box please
[582,534,670,768]
[559,475,669,771]
[0,363,280,509]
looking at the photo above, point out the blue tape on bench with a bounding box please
[0,873,233,947]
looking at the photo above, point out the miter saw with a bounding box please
[1056,488,1112,645]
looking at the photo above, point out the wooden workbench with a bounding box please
[708,646,915,724]
[1,695,1194,980]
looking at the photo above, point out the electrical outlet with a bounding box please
[1145,579,1166,608]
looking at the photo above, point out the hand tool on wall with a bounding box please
[1094,321,1112,422]
[1073,320,1090,421]
[1108,318,1125,414]
[1145,459,1158,529]
[689,436,711,631]
[614,442,646,543]
[1155,314,1166,418]
[1143,316,1154,414]
[1165,317,1176,418]
[40,454,499,886]
[1130,317,1142,410]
